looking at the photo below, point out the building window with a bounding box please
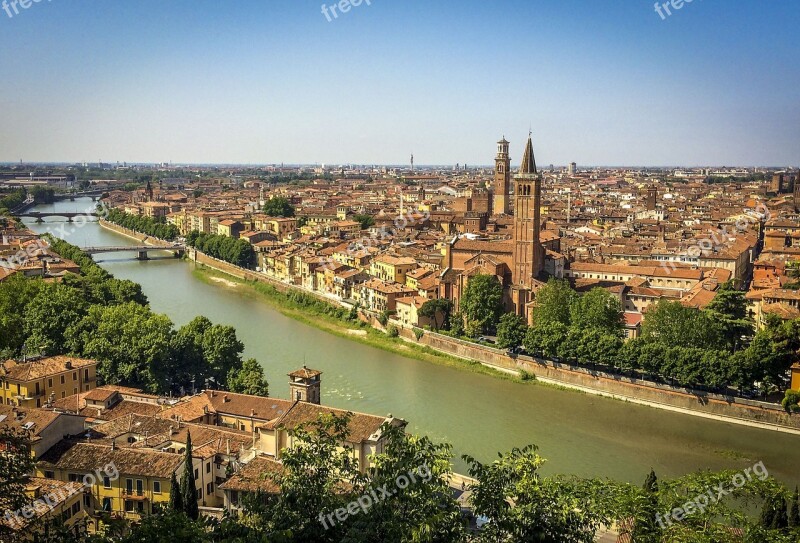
[60,376,65,385]
[48,378,53,388]
[68,474,80,482]
[44,471,54,479]
[153,481,161,494]
[72,372,77,381]
[207,482,213,495]
[206,462,211,474]
[103,476,111,489]
[125,500,135,513]
[84,369,89,381]
[102,497,112,512]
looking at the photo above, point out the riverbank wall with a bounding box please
[94,221,800,434]
[391,325,800,433]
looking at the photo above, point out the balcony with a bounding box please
[122,490,148,501]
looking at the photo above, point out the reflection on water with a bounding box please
[22,200,800,484]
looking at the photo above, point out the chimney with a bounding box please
[111,440,116,451]
[226,439,231,456]
[223,395,230,403]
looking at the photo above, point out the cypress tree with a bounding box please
[168,471,183,513]
[760,495,776,528]
[180,431,199,520]
[789,487,800,528]
[772,496,788,530]
[633,469,661,543]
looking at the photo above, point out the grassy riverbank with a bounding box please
[190,264,543,385]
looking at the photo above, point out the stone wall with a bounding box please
[398,326,800,431]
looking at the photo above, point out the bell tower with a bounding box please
[493,137,511,215]
[512,132,543,290]
[288,366,322,404]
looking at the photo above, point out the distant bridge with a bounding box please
[82,244,186,260]
[53,190,106,202]
[16,211,99,222]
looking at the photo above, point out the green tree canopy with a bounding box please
[263,196,295,218]
[227,358,269,397]
[460,274,504,335]
[532,278,578,327]
[496,313,528,349]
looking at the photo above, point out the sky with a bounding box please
[0,0,798,167]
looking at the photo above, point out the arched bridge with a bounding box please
[16,211,99,222]
[83,244,186,260]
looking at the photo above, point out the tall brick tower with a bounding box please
[512,132,544,290]
[493,137,511,215]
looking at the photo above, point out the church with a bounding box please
[440,133,562,322]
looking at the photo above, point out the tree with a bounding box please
[641,300,725,350]
[631,470,662,543]
[789,487,800,528]
[227,358,269,396]
[168,472,183,513]
[67,302,175,393]
[532,278,578,327]
[465,445,615,543]
[524,321,568,358]
[0,427,36,540]
[352,214,375,230]
[341,424,466,542]
[120,510,209,543]
[262,413,364,542]
[569,287,624,337]
[263,196,295,218]
[705,281,753,351]
[419,298,453,331]
[459,275,503,334]
[181,432,199,520]
[23,283,88,356]
[496,313,528,349]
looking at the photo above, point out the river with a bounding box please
[21,198,800,485]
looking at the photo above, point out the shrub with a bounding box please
[782,390,800,413]
[413,327,424,341]
[387,324,399,338]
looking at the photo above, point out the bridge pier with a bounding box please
[35,217,44,223]
[137,251,149,261]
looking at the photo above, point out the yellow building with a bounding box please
[0,356,98,409]
[1,478,86,539]
[370,255,418,285]
[37,442,183,525]
[792,363,800,391]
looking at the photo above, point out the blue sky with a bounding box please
[0,0,798,166]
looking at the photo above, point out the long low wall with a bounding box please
[396,326,800,432]
[97,220,153,244]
